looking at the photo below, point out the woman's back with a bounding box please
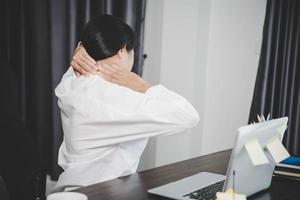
[53,67,199,192]
[54,67,149,192]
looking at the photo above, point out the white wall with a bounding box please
[139,0,266,170]
[201,0,266,154]
[138,0,164,170]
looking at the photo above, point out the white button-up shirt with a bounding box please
[53,67,199,192]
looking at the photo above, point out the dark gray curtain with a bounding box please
[0,0,147,179]
[249,0,300,156]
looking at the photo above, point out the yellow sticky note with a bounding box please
[266,136,290,163]
[245,139,269,166]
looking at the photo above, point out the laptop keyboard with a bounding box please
[183,180,225,200]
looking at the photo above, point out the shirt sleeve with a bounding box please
[72,84,200,147]
[61,67,76,81]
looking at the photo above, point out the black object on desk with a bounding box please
[74,150,300,200]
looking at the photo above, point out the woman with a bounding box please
[54,14,199,192]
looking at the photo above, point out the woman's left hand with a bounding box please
[96,63,151,93]
[70,44,97,76]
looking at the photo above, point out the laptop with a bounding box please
[148,117,288,200]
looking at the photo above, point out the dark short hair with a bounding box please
[81,14,136,61]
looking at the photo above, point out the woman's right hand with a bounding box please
[96,63,151,93]
[70,44,97,76]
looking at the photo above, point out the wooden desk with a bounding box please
[74,150,300,200]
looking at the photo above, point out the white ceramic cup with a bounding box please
[47,192,88,200]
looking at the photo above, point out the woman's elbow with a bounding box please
[189,112,200,127]
[181,109,200,128]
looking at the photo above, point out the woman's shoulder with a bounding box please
[55,69,145,112]
[86,75,146,110]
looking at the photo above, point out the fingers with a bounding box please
[102,63,123,75]
[79,52,97,71]
[79,45,97,70]
[95,63,150,93]
[70,45,97,76]
[96,70,120,85]
[81,48,97,66]
[76,59,96,74]
[94,62,132,87]
[71,60,90,77]
[97,63,123,79]
[71,56,94,76]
